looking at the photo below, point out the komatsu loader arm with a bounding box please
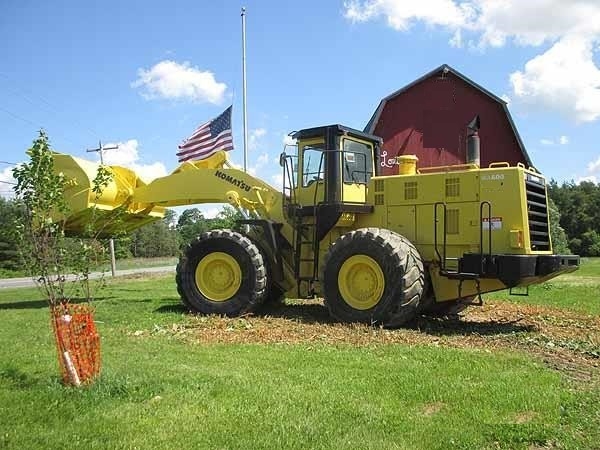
[55,150,288,236]
[132,152,284,220]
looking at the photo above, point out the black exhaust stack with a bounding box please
[467,115,481,167]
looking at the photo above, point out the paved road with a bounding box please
[0,266,176,289]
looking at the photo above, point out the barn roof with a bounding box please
[364,64,533,167]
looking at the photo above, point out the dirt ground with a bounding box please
[155,299,600,383]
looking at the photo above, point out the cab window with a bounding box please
[302,144,325,187]
[342,139,372,184]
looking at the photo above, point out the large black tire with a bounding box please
[176,229,267,316]
[321,228,425,327]
[243,233,286,305]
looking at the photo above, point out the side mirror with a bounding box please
[279,152,286,167]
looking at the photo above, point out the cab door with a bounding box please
[340,137,374,204]
[295,138,326,208]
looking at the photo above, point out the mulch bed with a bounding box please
[141,298,600,383]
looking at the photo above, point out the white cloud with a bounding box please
[510,36,600,122]
[577,175,597,184]
[588,156,600,173]
[253,128,266,138]
[577,155,600,184]
[540,135,570,146]
[345,0,600,47]
[132,60,227,104]
[472,0,600,48]
[271,173,284,190]
[247,152,271,175]
[102,139,168,183]
[500,94,511,106]
[256,153,268,166]
[0,166,16,199]
[249,128,267,151]
[343,0,600,122]
[344,0,473,31]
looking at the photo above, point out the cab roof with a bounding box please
[292,124,383,144]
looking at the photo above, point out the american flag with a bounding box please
[176,106,234,162]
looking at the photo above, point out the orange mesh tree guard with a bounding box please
[51,303,101,386]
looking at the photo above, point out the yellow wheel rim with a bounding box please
[338,255,385,310]
[195,252,242,302]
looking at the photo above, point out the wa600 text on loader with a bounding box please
[53,122,579,326]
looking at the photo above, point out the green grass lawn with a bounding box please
[491,257,600,315]
[0,267,599,449]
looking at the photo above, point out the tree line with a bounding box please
[0,197,242,274]
[548,180,600,256]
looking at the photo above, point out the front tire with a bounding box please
[321,228,425,327]
[176,229,267,316]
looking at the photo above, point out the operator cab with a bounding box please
[281,124,382,216]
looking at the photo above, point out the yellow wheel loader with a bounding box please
[53,123,579,326]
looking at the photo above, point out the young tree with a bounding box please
[13,131,108,385]
[13,131,73,303]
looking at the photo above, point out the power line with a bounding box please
[0,106,80,148]
[0,72,101,139]
[0,105,41,128]
[0,180,16,185]
[0,161,17,166]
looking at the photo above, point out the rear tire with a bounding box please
[321,228,425,327]
[176,229,267,316]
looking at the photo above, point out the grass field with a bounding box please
[0,260,598,449]
[494,257,600,315]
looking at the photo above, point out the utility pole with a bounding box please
[241,6,248,173]
[86,140,119,277]
[86,140,118,165]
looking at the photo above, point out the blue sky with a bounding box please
[1,0,599,215]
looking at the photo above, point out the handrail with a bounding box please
[479,201,492,273]
[418,163,479,174]
[433,202,446,270]
[488,162,510,168]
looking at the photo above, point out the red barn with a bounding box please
[365,64,533,175]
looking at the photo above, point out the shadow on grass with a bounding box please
[0,296,114,310]
[155,303,188,314]
[410,316,536,336]
[0,365,39,389]
[258,302,334,324]
[155,300,536,336]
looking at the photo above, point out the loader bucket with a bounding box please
[52,153,165,236]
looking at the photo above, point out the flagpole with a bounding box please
[241,7,248,173]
